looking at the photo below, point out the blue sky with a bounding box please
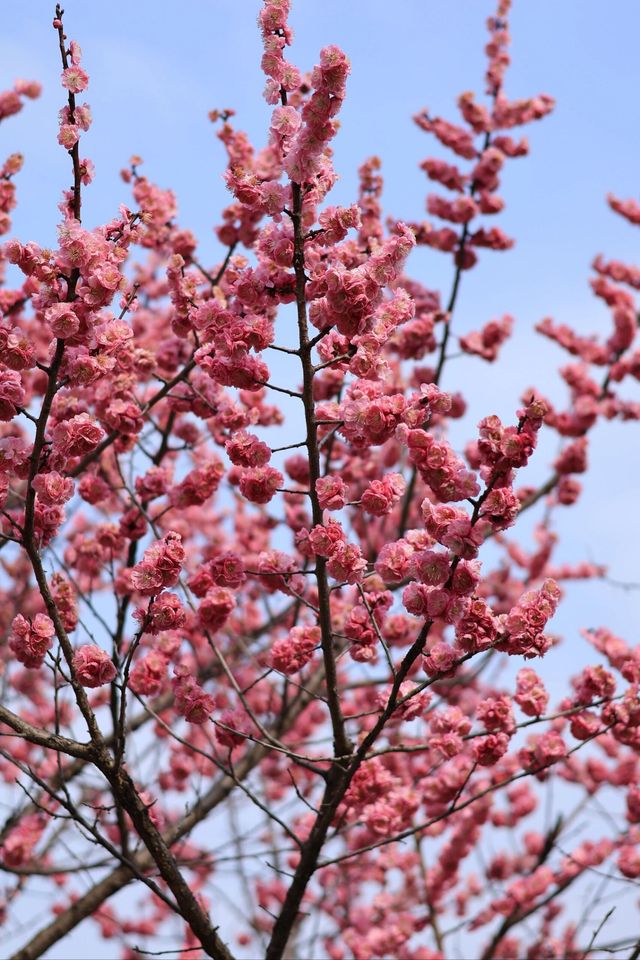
[2,1,640,956]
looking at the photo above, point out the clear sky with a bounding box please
[2,1,640,956]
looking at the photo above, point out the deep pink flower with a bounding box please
[8,613,55,669]
[72,645,116,687]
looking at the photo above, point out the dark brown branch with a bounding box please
[0,704,92,759]
[95,758,235,960]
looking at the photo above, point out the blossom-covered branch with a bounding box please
[0,1,639,958]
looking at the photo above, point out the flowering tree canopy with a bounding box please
[1,2,640,959]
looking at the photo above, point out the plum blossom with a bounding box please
[72,645,116,687]
[172,665,215,724]
[8,614,55,669]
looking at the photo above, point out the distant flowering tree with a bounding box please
[1,2,640,958]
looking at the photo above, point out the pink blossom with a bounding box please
[104,399,144,437]
[423,641,457,677]
[129,652,168,697]
[410,433,480,504]
[326,541,367,584]
[168,458,224,507]
[51,413,105,461]
[72,645,116,687]
[51,573,78,632]
[32,471,74,505]
[414,110,477,159]
[57,122,80,150]
[308,519,347,558]
[473,732,510,766]
[608,193,640,226]
[554,437,588,474]
[427,194,478,225]
[420,157,467,192]
[8,613,55,669]
[499,580,561,659]
[172,665,215,724]
[239,465,283,504]
[61,65,89,93]
[271,625,320,674]
[533,731,566,766]
[374,540,413,583]
[410,549,450,586]
[208,551,246,588]
[198,587,236,632]
[225,430,271,467]
[14,79,42,99]
[134,594,185,634]
[618,845,640,879]
[572,664,616,704]
[216,708,250,749]
[1,815,45,868]
[626,785,640,823]
[477,696,514,732]
[478,487,519,530]
[316,475,347,510]
[360,473,405,516]
[460,315,513,362]
[455,598,497,653]
[0,369,25,421]
[130,532,186,596]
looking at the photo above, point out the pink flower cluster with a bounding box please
[258,1,300,100]
[238,465,283,504]
[134,593,185,634]
[423,501,486,559]
[283,46,350,185]
[467,399,547,484]
[460,314,513,361]
[72,644,116,687]
[31,471,74,505]
[169,458,224,508]
[428,705,471,759]
[0,367,25,421]
[129,651,168,698]
[455,597,498,653]
[0,79,41,123]
[310,225,415,339]
[50,413,104,467]
[197,587,236,632]
[192,284,275,391]
[171,664,215,724]
[406,429,480,502]
[307,519,367,584]
[226,430,271,468]
[130,532,186,596]
[271,625,320,674]
[8,613,55,669]
[316,475,347,511]
[361,473,406,516]
[514,667,549,716]
[607,193,640,226]
[337,384,406,449]
[344,591,392,662]
[410,7,554,275]
[1,814,45,868]
[259,1,350,185]
[51,573,78,632]
[0,152,27,238]
[498,578,561,658]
